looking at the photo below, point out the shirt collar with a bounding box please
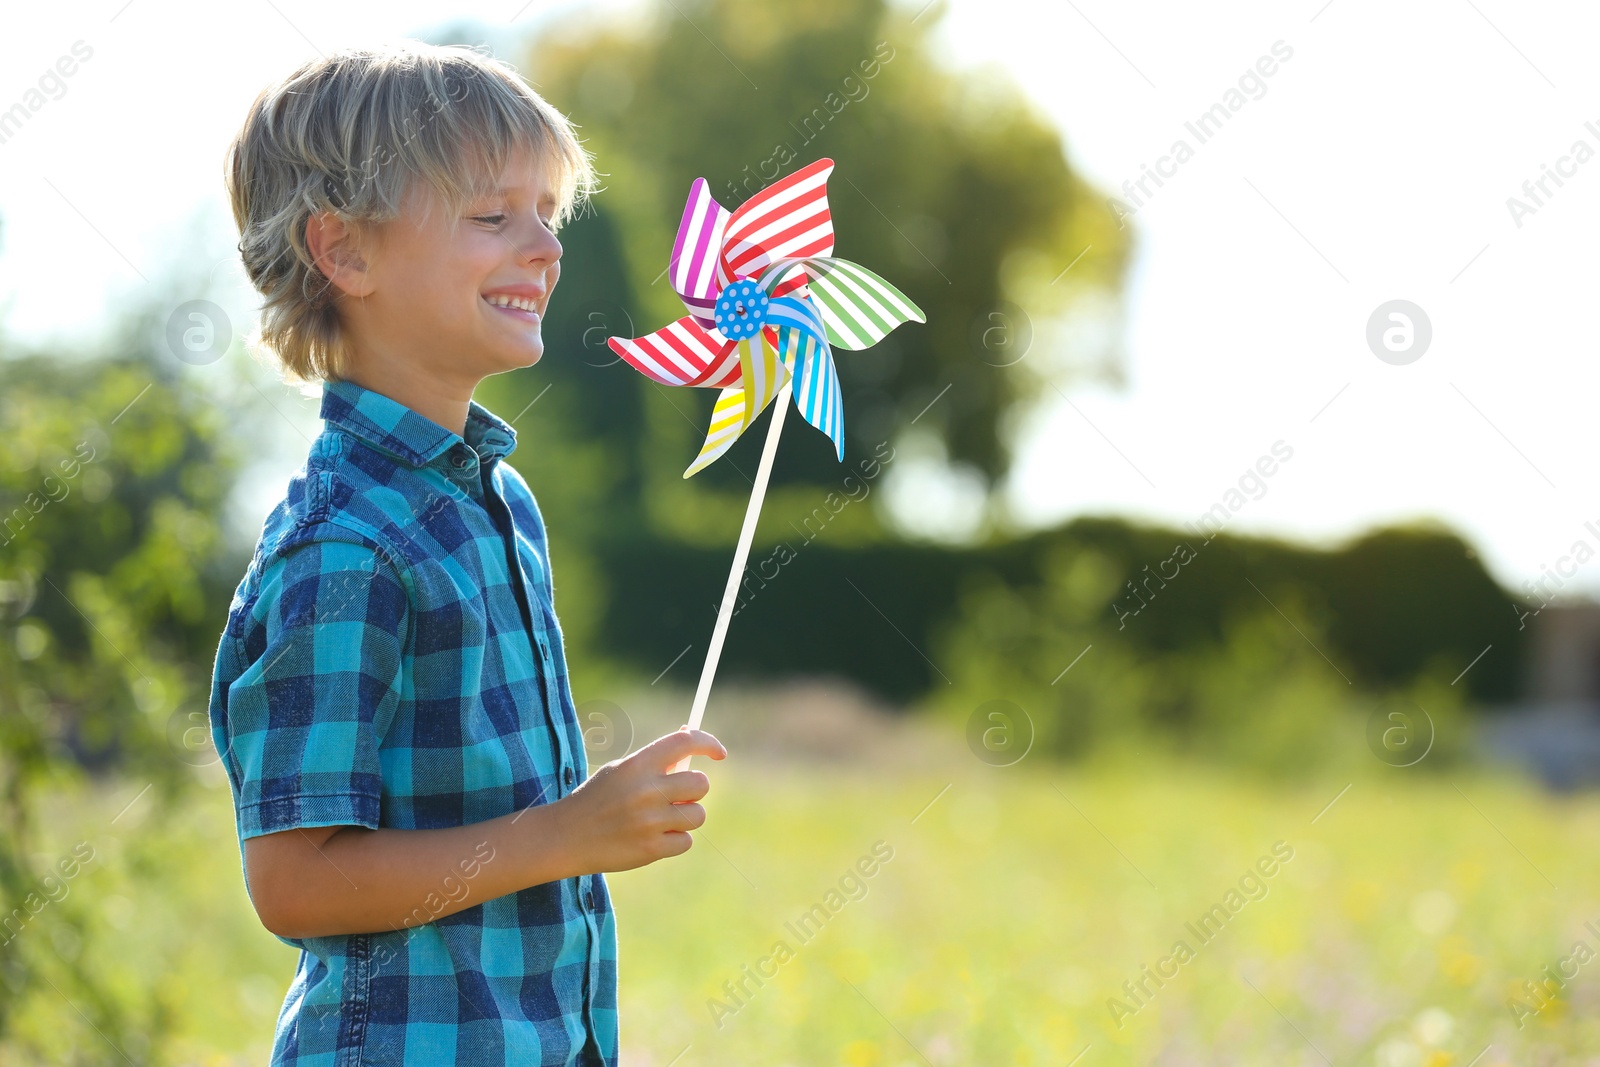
[319,378,518,469]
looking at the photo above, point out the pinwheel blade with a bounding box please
[764,293,832,361]
[685,335,791,478]
[718,158,836,301]
[670,177,731,326]
[760,257,926,350]
[734,332,788,444]
[775,323,844,460]
[608,316,741,388]
[684,386,753,478]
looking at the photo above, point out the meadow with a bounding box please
[4,685,1598,1066]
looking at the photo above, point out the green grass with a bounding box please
[9,749,1600,1065]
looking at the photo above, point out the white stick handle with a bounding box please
[668,379,792,775]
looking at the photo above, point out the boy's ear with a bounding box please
[305,211,377,299]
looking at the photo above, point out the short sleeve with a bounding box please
[220,536,410,840]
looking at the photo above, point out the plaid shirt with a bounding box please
[208,378,617,1066]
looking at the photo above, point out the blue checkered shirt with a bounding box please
[208,378,617,1066]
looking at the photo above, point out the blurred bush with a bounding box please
[0,318,249,1059]
[580,514,1526,717]
[931,541,1478,777]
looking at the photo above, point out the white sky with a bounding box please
[0,0,1594,601]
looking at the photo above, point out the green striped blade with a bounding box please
[758,257,925,350]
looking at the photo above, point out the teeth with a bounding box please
[485,294,539,313]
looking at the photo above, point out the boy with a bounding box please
[209,41,726,1066]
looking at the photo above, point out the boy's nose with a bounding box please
[512,226,561,266]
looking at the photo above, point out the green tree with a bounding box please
[0,299,250,1061]
[475,0,1127,545]
[452,1,1130,691]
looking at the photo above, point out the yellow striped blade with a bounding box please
[684,335,791,478]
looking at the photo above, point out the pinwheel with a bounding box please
[607,157,924,477]
[606,157,925,767]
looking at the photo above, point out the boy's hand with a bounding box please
[556,727,727,874]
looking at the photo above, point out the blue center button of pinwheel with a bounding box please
[713,278,769,340]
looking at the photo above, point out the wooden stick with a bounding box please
[668,379,793,775]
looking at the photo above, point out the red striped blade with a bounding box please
[718,158,836,301]
[607,316,741,388]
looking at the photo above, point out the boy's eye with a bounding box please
[472,213,554,230]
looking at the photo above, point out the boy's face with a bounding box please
[348,148,563,388]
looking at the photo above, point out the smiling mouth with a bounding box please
[483,295,541,323]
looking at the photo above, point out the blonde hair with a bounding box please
[224,40,597,384]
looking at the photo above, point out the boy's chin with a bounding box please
[493,339,545,371]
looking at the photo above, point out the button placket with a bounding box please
[521,555,577,794]
[480,470,573,796]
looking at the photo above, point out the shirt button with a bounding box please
[582,889,594,910]
[563,766,575,786]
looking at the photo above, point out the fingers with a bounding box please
[659,829,695,857]
[659,769,711,804]
[659,801,706,832]
[645,727,727,767]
